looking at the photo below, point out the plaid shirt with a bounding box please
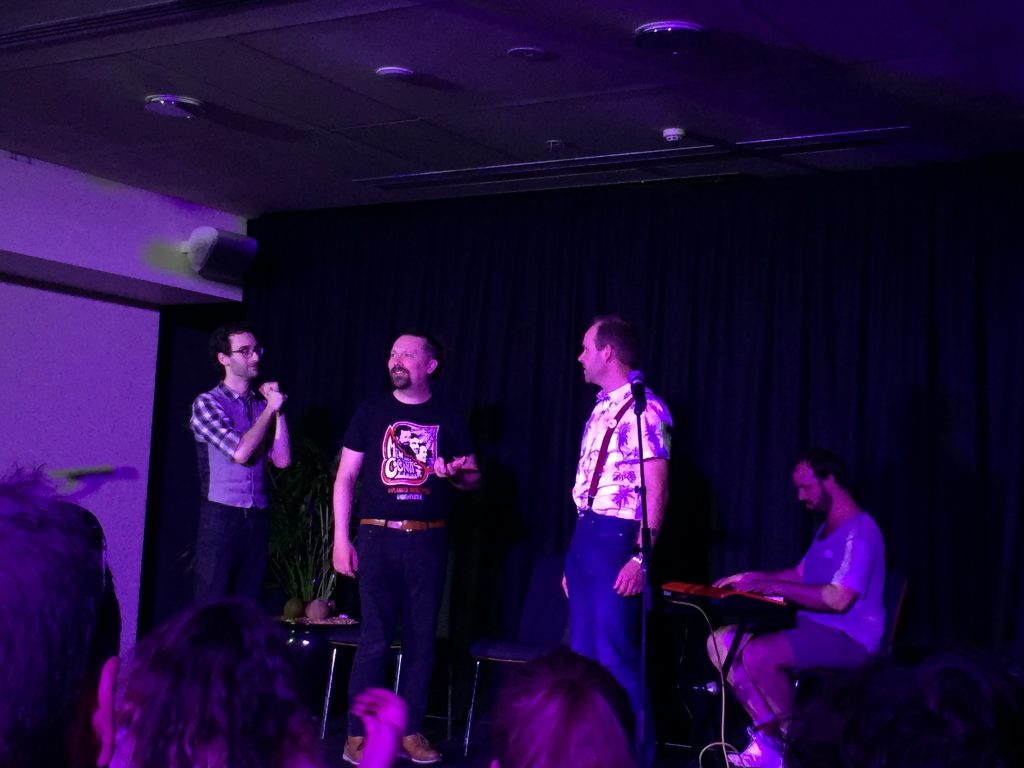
[190,382,264,458]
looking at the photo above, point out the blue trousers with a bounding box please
[566,511,653,764]
[348,525,447,735]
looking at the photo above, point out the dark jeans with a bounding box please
[566,511,654,765]
[193,500,269,603]
[348,524,448,735]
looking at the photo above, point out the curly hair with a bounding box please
[115,601,323,768]
[490,649,636,768]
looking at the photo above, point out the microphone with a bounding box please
[628,370,647,413]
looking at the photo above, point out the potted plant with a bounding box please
[267,440,337,620]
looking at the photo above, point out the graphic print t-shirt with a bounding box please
[342,394,473,521]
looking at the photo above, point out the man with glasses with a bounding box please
[190,322,291,602]
[0,469,121,768]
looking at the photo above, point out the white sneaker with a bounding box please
[727,727,784,768]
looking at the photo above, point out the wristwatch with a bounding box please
[631,551,644,565]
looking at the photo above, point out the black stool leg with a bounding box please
[320,646,340,740]
[463,659,481,757]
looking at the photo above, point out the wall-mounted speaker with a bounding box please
[185,227,257,286]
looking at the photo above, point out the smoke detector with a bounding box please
[662,127,686,142]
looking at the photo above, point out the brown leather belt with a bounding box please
[359,518,445,532]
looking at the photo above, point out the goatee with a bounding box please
[390,368,410,389]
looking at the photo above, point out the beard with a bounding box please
[810,487,833,514]
[232,359,257,380]
[390,367,410,389]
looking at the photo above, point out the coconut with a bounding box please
[283,597,306,619]
[304,598,333,621]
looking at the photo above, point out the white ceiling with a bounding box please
[1,0,1022,216]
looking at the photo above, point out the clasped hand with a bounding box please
[259,381,287,412]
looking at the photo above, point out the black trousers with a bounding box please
[193,499,269,603]
[347,524,448,735]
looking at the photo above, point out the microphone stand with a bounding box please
[633,394,653,764]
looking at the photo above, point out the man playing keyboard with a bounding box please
[707,448,886,768]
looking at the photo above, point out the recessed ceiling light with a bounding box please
[143,94,203,119]
[507,46,556,62]
[375,66,415,78]
[634,20,705,55]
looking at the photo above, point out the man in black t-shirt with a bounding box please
[334,332,479,766]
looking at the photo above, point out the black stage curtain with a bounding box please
[236,158,1024,661]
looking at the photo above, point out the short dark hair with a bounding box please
[116,600,322,768]
[397,330,446,379]
[491,649,636,768]
[209,322,255,372]
[592,315,641,369]
[795,447,850,491]
[0,468,121,768]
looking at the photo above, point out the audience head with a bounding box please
[787,651,1024,768]
[490,649,636,768]
[0,468,121,768]
[114,600,323,768]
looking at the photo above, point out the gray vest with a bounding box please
[198,386,269,509]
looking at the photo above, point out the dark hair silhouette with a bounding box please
[787,651,1024,768]
[490,649,636,768]
[0,468,120,768]
[115,600,323,768]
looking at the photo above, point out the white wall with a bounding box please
[0,151,244,303]
[0,151,246,646]
[0,281,159,650]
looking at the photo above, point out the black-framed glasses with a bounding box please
[230,345,264,359]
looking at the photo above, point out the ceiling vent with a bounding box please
[634,21,705,55]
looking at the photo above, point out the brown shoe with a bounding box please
[401,733,441,764]
[343,735,365,765]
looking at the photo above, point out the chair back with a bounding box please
[517,553,569,647]
[878,569,907,656]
